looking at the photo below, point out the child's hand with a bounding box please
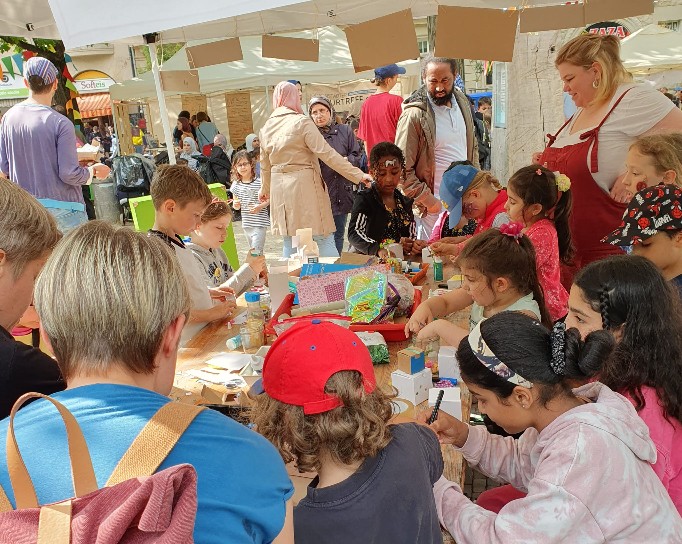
[247,253,266,276]
[404,305,434,337]
[417,407,469,447]
[416,320,442,344]
[258,191,269,203]
[411,239,428,255]
[430,241,459,257]
[210,286,236,302]
[400,237,414,256]
[232,198,241,210]
[377,248,389,259]
[209,299,238,321]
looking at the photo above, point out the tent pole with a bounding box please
[147,39,176,165]
[265,85,270,115]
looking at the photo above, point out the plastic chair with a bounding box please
[128,183,240,270]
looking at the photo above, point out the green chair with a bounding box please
[128,183,240,270]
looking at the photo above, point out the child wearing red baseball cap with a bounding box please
[252,320,444,544]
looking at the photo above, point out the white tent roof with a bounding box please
[109,26,420,101]
[621,24,682,74]
[4,0,559,48]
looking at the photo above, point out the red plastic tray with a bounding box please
[266,289,422,342]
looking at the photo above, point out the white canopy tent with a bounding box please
[621,24,682,75]
[109,26,421,101]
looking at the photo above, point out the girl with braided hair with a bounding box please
[420,311,682,543]
[565,254,682,513]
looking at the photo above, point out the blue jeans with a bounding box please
[39,199,89,233]
[333,214,348,255]
[282,233,339,258]
[242,226,267,255]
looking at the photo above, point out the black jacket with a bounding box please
[0,326,64,419]
[348,185,416,255]
[318,123,362,216]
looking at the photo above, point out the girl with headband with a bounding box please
[423,311,682,542]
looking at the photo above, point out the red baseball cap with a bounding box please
[262,320,376,415]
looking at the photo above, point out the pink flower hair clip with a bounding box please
[500,221,524,241]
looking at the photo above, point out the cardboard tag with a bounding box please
[520,4,585,33]
[584,0,654,25]
[435,6,518,62]
[344,9,419,73]
[262,35,319,62]
[186,38,243,69]
[160,70,200,93]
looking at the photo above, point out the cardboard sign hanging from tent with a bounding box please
[344,9,419,73]
[181,95,208,116]
[160,70,200,93]
[435,6,518,62]
[520,4,585,33]
[262,35,320,62]
[186,38,243,69]
[584,0,654,25]
[225,92,254,147]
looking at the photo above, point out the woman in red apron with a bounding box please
[534,34,682,288]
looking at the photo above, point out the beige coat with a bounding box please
[259,107,365,237]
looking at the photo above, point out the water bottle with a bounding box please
[225,334,243,351]
[243,292,265,351]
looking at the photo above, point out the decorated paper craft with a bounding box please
[297,264,388,307]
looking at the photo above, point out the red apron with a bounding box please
[539,89,631,288]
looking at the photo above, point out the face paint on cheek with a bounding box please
[463,202,478,216]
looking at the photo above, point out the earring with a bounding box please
[592,79,600,89]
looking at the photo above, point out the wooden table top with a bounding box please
[174,264,470,543]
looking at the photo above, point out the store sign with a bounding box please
[585,21,631,39]
[74,77,115,94]
[0,73,28,99]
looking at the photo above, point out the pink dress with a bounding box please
[626,386,682,515]
[525,219,568,321]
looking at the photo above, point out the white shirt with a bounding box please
[174,243,214,345]
[430,94,468,198]
[552,83,675,193]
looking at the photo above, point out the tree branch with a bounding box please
[0,37,63,63]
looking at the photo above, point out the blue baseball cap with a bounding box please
[440,164,479,228]
[374,64,406,79]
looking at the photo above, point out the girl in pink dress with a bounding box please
[505,165,573,321]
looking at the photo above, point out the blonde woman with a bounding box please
[533,34,682,285]
[0,222,295,544]
[259,81,373,258]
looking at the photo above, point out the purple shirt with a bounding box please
[0,103,90,204]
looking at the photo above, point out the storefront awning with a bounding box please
[76,92,111,118]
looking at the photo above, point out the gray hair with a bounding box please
[0,177,61,277]
[214,133,228,149]
[34,221,190,380]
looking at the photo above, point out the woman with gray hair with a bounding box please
[0,221,295,543]
[309,96,362,254]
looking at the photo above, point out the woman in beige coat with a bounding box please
[259,81,372,257]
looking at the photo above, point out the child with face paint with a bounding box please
[347,142,426,257]
[621,133,682,196]
[421,311,682,543]
[429,164,509,259]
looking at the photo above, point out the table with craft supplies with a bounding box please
[174,261,472,543]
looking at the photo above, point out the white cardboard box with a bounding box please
[428,387,462,421]
[438,346,460,380]
[391,368,432,405]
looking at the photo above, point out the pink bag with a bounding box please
[0,393,205,543]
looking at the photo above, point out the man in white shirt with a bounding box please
[395,56,478,239]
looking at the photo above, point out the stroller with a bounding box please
[113,154,156,225]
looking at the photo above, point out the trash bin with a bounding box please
[91,179,121,224]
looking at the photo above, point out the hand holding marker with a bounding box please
[428,390,445,424]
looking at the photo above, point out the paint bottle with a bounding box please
[433,257,443,282]
[225,334,243,351]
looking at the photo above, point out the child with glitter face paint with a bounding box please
[429,164,509,259]
[347,142,426,257]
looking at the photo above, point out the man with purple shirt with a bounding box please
[0,57,110,232]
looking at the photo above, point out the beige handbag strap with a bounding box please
[6,393,98,510]
[105,402,205,487]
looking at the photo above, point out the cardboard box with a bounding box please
[447,274,463,290]
[391,368,431,405]
[428,387,462,421]
[438,346,459,380]
[397,347,425,375]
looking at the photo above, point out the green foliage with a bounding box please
[137,42,184,74]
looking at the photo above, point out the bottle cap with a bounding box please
[245,291,261,303]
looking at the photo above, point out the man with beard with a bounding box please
[395,55,478,239]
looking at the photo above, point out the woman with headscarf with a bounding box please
[246,133,261,178]
[309,96,362,254]
[179,136,203,171]
[259,82,372,257]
